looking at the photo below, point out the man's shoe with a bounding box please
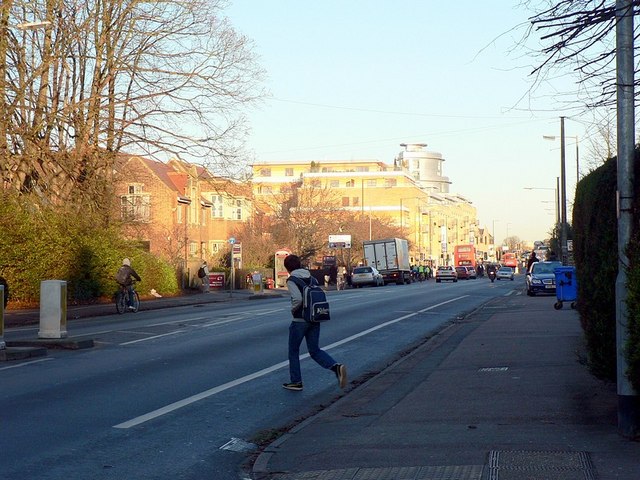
[282,382,303,391]
[334,364,347,388]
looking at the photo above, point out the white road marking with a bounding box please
[119,330,185,346]
[0,357,53,371]
[113,295,469,429]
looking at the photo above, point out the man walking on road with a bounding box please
[283,254,347,391]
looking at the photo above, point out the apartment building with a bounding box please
[115,155,251,285]
[251,150,486,266]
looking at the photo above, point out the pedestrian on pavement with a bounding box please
[116,258,141,310]
[283,254,347,392]
[200,261,210,293]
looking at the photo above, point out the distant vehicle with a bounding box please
[363,238,411,285]
[455,266,477,280]
[436,266,458,283]
[526,261,562,296]
[534,246,549,262]
[453,244,476,268]
[501,252,518,270]
[496,266,515,281]
[351,266,384,287]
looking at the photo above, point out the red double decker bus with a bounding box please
[501,252,518,269]
[453,244,476,268]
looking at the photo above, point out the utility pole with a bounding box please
[615,0,638,438]
[560,116,568,265]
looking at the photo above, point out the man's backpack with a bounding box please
[287,276,331,323]
[115,266,129,285]
[197,266,206,278]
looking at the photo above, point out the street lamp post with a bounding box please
[543,116,577,264]
[543,133,580,181]
[524,182,560,228]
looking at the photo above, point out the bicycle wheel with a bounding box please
[130,291,140,313]
[115,290,127,314]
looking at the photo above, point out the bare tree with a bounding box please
[525,1,640,108]
[270,184,347,262]
[1,0,264,211]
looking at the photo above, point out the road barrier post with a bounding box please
[38,280,68,339]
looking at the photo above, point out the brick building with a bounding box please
[115,155,251,286]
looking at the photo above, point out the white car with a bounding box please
[435,266,458,283]
[351,266,384,287]
[496,266,515,281]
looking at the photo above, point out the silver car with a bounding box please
[351,266,384,287]
[496,266,515,281]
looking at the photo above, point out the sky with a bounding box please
[224,1,592,245]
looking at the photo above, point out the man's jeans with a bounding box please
[126,285,135,307]
[288,321,337,383]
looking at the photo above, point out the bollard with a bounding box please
[0,285,5,350]
[39,280,68,339]
[252,272,264,295]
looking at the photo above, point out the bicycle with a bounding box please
[115,282,140,314]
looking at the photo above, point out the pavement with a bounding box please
[251,292,640,480]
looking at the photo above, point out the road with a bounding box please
[1,276,522,479]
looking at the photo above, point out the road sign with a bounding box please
[228,237,236,244]
[328,234,351,248]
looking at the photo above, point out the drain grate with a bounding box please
[488,450,596,480]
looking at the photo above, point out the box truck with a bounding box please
[362,238,412,285]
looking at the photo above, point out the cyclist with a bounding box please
[116,258,141,310]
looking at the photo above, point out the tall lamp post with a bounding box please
[492,219,500,261]
[543,117,573,264]
[524,182,560,231]
[543,133,580,182]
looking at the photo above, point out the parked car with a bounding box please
[526,261,562,296]
[496,266,515,281]
[436,266,458,283]
[351,266,384,287]
[455,266,476,280]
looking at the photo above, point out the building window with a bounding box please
[259,168,271,177]
[233,199,242,220]
[330,179,339,188]
[345,179,355,188]
[210,242,220,253]
[177,204,183,224]
[189,241,198,257]
[342,197,350,206]
[285,168,294,176]
[356,166,369,172]
[310,179,321,187]
[366,179,377,187]
[211,195,224,218]
[352,197,360,206]
[121,184,150,222]
[258,185,272,194]
[385,178,397,187]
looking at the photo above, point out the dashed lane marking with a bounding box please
[113,295,469,429]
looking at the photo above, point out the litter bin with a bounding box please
[553,266,577,310]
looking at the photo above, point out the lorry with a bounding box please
[362,238,412,285]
